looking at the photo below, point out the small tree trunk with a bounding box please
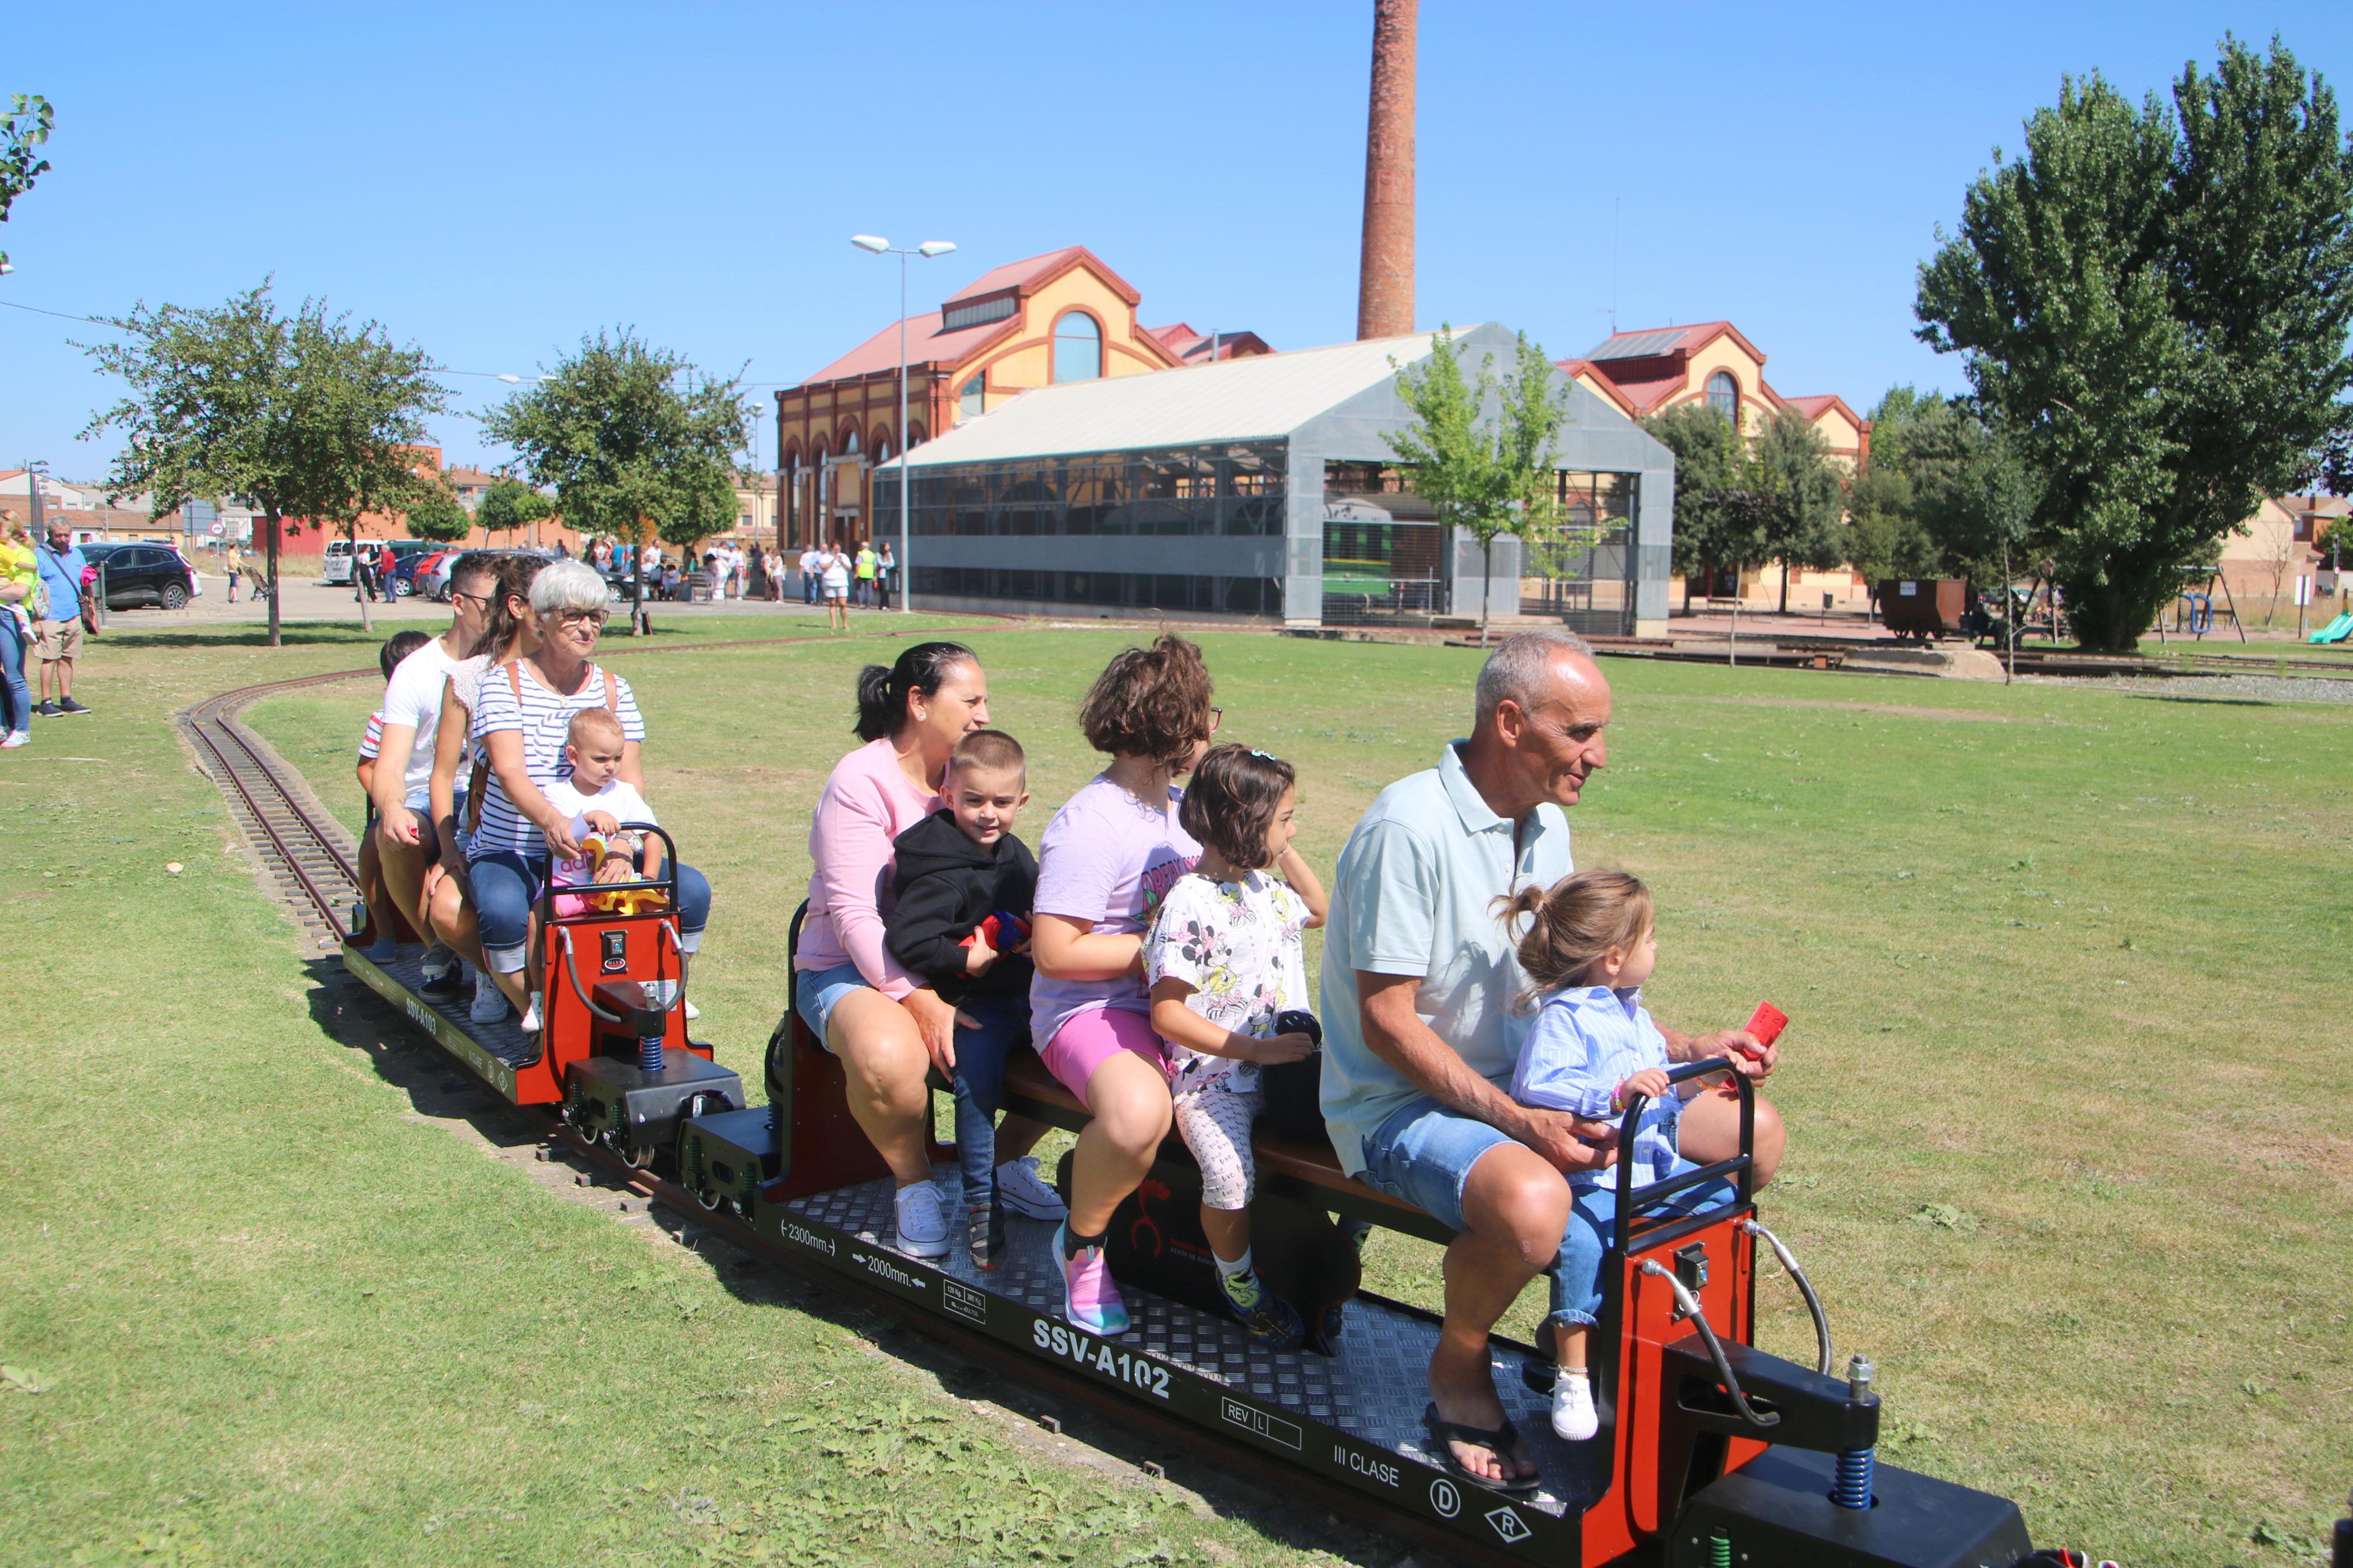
[265,512,283,648]
[1778,558,1791,615]
[1480,533,1493,645]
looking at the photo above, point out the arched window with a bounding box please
[841,426,861,456]
[958,374,985,422]
[1706,370,1740,424]
[1052,311,1102,383]
[908,421,927,447]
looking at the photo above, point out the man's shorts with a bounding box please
[1357,1096,1519,1236]
[34,618,82,662]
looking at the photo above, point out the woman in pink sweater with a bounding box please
[793,642,1055,1258]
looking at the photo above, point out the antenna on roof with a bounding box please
[1596,197,1620,336]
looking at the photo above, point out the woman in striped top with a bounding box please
[467,560,711,1032]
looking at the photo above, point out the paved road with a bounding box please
[107,574,880,632]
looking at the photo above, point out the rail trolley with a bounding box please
[346,877,2044,1568]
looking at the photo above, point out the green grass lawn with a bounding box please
[8,616,2350,1567]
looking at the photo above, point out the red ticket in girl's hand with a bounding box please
[1743,1002,1788,1052]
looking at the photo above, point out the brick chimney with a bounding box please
[1355,0,1416,340]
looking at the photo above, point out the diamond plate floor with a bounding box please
[788,1171,1612,1516]
[372,949,540,1066]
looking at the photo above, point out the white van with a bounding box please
[324,539,355,584]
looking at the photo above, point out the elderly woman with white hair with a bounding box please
[467,558,712,1030]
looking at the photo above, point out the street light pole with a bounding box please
[853,235,955,612]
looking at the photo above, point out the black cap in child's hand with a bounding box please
[1273,1009,1322,1047]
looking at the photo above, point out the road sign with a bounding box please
[209,521,225,536]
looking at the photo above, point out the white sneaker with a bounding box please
[469,972,509,1024]
[893,1181,950,1258]
[1550,1370,1598,1441]
[420,943,458,982]
[995,1155,1068,1221]
[519,995,542,1035]
[647,979,701,1022]
[1,730,27,748]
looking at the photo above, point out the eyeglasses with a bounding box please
[450,590,494,609]
[1207,707,1223,733]
[555,607,609,628]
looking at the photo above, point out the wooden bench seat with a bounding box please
[995,1050,1456,1246]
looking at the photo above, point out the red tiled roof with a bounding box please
[1148,323,1272,364]
[1580,319,1766,367]
[1780,393,1868,436]
[805,309,1018,383]
[1553,358,1640,418]
[943,245,1139,307]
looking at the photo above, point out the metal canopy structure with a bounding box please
[880,322,1676,630]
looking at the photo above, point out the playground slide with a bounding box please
[2309,611,2353,645]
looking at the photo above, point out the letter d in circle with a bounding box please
[1429,1478,1460,1519]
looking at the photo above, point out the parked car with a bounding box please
[324,538,356,585]
[83,542,200,610]
[409,549,456,601]
[386,542,442,596]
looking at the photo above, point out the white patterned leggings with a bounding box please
[1174,1079,1261,1211]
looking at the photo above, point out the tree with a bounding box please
[1,93,52,272]
[475,475,554,542]
[404,477,471,544]
[1642,403,1766,609]
[1917,35,2353,650]
[78,283,448,646]
[1385,326,1567,642]
[1746,409,1848,613]
[480,330,748,634]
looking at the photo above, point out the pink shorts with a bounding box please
[1038,1007,1172,1109]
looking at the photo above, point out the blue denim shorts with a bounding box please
[793,960,869,1047]
[1549,1160,1736,1328]
[1357,1096,1518,1235]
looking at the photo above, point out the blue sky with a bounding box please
[5,1,2348,481]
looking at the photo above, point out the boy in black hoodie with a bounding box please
[885,728,1049,1268]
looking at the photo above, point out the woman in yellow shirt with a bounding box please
[0,511,40,746]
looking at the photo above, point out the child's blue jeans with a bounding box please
[949,990,1031,1207]
[1548,1158,1736,1329]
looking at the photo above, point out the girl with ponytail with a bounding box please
[1498,868,1755,1445]
[794,641,1057,1260]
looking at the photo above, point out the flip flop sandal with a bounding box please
[1421,1403,1542,1496]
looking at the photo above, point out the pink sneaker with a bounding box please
[1055,1224,1129,1335]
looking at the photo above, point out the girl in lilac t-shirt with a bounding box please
[1029,776,1201,1061]
[1030,634,1218,1337]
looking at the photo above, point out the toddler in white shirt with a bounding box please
[547,706,661,916]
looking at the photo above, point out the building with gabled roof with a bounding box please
[879,321,1675,631]
[774,246,1270,550]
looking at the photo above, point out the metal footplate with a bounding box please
[677,1106,781,1218]
[565,1053,743,1165]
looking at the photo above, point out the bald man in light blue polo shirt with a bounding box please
[1320,630,1781,1491]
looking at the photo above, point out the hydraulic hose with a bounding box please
[1739,1218,1833,1377]
[1638,1258,1780,1428]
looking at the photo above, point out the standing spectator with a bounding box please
[555,539,570,560]
[822,541,853,631]
[876,541,896,611]
[855,541,878,607]
[799,543,821,606]
[223,542,244,603]
[0,510,37,746]
[641,540,661,582]
[34,518,91,717]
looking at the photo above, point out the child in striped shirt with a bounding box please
[1501,869,1736,1442]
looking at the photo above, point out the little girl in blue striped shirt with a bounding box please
[1500,869,1736,1442]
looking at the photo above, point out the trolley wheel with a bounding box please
[693,1183,721,1213]
[622,1142,655,1171]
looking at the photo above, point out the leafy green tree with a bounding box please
[1747,409,1848,612]
[481,330,748,634]
[1642,403,1765,609]
[1,93,52,271]
[78,283,448,645]
[1917,35,2353,650]
[1385,326,1567,642]
[475,475,554,539]
[403,477,472,544]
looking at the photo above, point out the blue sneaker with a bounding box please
[1220,1268,1304,1352]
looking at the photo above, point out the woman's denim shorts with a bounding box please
[793,960,869,1048]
